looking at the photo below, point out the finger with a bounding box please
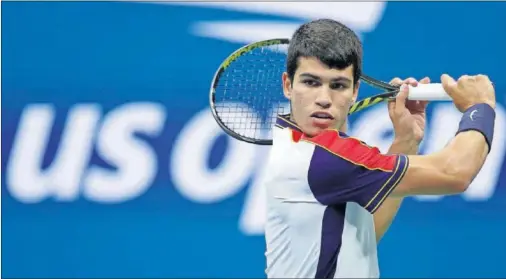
[419,77,431,84]
[441,74,457,95]
[395,84,409,115]
[476,74,491,83]
[405,99,418,109]
[405,77,418,87]
[417,100,430,110]
[458,75,471,85]
[390,77,403,86]
[387,99,396,118]
[406,97,428,108]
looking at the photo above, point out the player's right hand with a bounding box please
[441,74,496,112]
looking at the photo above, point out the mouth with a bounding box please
[310,111,334,120]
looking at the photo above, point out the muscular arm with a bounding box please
[300,104,492,222]
[374,120,489,243]
[393,130,488,196]
[373,139,419,243]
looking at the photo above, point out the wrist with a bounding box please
[457,103,496,153]
[393,135,420,147]
[390,137,420,155]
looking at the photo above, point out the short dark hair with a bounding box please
[286,19,363,86]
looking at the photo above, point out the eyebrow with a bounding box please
[299,73,352,83]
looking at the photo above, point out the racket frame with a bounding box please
[209,38,402,145]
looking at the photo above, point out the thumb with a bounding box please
[441,74,458,96]
[394,84,408,115]
[387,99,396,118]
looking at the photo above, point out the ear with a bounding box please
[282,72,292,100]
[352,80,360,104]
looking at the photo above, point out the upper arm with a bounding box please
[302,131,409,214]
[303,128,489,208]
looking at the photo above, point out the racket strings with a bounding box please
[212,40,402,143]
[214,44,289,140]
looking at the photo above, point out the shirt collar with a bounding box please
[275,114,348,143]
[275,114,303,133]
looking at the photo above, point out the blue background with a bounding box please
[2,2,506,278]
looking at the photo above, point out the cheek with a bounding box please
[291,88,313,107]
[333,90,355,106]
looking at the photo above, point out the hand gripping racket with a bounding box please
[209,38,452,145]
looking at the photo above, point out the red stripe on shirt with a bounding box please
[302,130,397,172]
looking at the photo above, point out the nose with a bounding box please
[315,91,332,109]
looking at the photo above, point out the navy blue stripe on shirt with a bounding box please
[365,155,409,213]
[306,143,409,213]
[315,204,346,279]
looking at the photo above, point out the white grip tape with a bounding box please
[408,83,452,101]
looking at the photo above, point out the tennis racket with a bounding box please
[209,38,451,145]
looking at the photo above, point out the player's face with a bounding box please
[282,57,359,136]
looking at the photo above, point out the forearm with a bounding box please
[396,130,488,196]
[373,138,419,243]
[392,104,494,197]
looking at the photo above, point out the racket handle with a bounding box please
[408,83,452,101]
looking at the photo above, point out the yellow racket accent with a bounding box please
[348,94,393,114]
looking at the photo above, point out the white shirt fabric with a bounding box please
[263,114,409,278]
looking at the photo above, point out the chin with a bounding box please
[303,125,326,137]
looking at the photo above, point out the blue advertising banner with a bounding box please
[2,1,506,278]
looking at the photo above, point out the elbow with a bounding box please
[443,162,474,194]
[449,177,471,194]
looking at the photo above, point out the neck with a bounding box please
[339,119,348,133]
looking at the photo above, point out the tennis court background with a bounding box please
[2,1,506,278]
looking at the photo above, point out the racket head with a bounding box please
[209,38,401,145]
[209,38,290,145]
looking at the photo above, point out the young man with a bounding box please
[263,19,496,278]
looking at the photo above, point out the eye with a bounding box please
[330,83,347,90]
[302,79,320,87]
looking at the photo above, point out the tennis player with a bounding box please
[263,19,496,278]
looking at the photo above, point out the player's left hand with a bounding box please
[388,77,430,145]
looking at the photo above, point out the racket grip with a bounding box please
[408,83,452,101]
